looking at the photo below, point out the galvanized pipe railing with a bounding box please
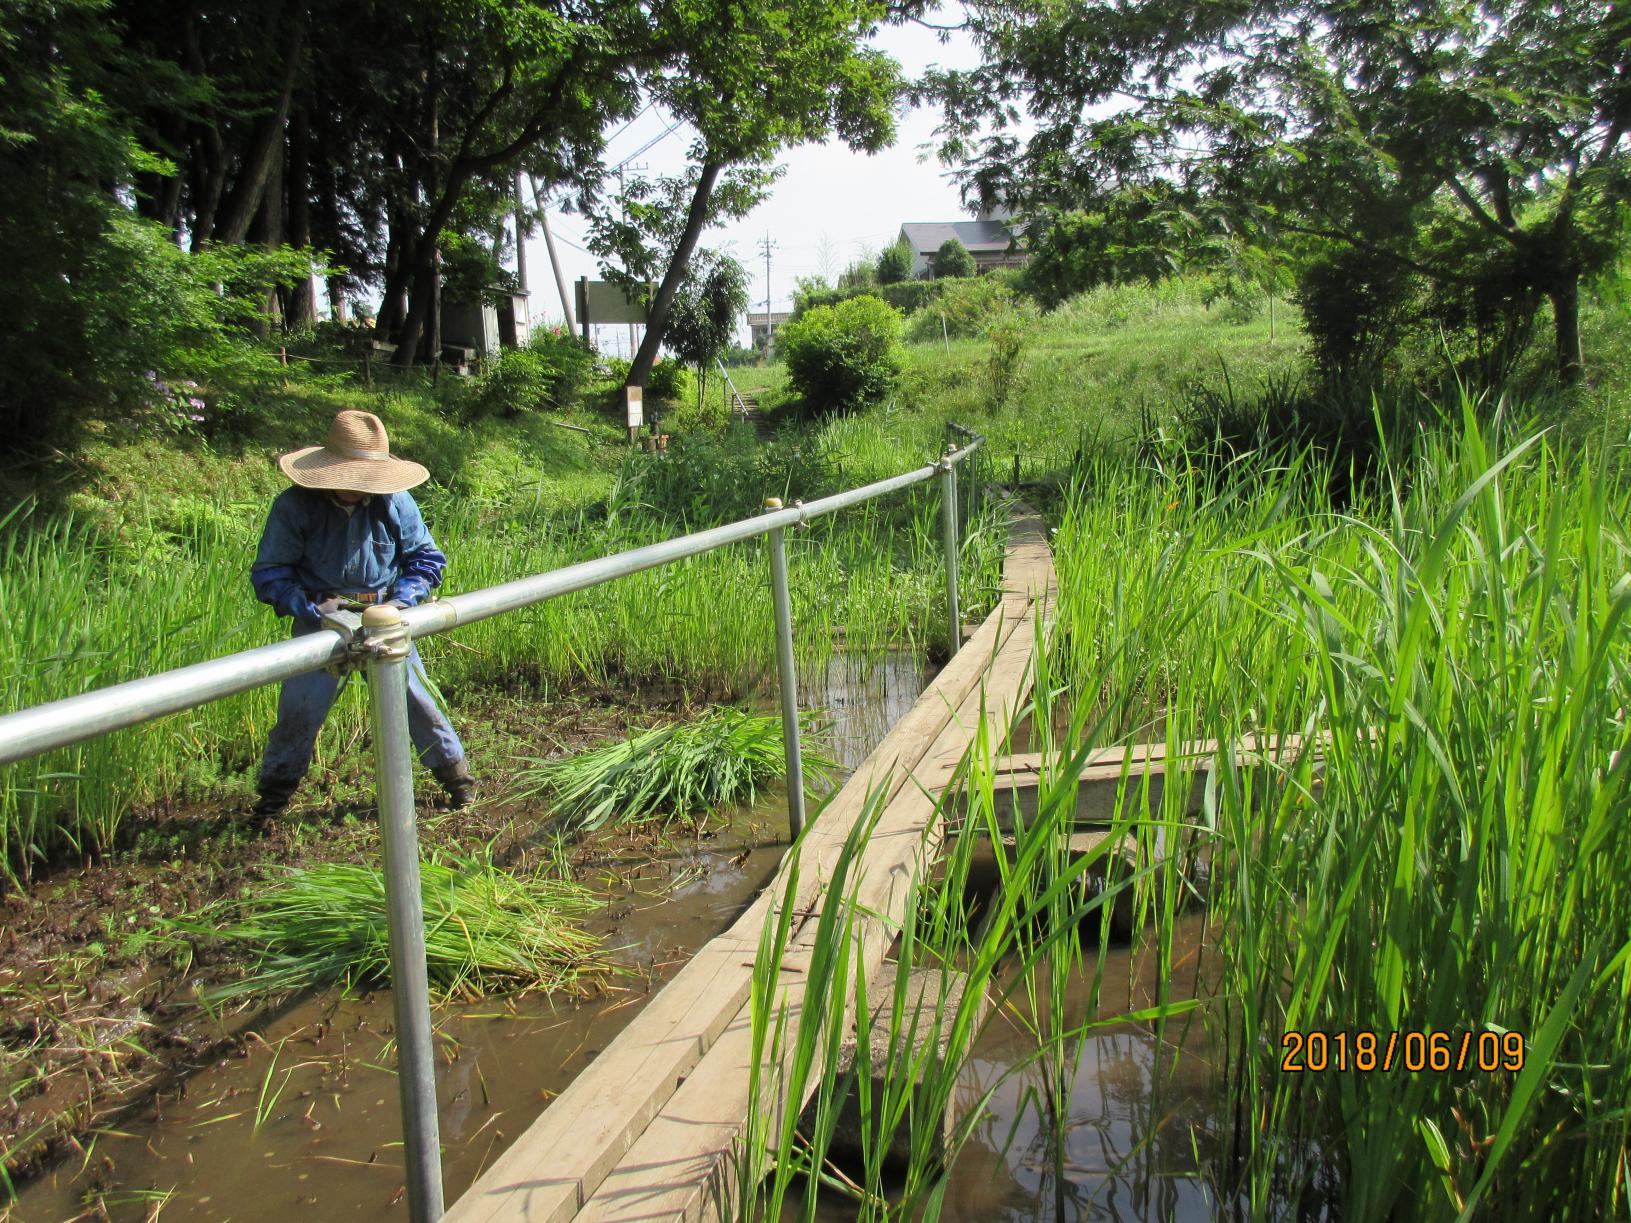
[0,428,985,1222]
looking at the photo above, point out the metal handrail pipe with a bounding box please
[787,463,942,523]
[0,632,349,769]
[0,446,983,769]
[405,505,801,637]
[400,462,948,640]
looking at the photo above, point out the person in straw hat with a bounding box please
[249,409,476,818]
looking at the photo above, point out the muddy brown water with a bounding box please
[10,650,1223,1222]
[7,651,931,1222]
[934,913,1219,1222]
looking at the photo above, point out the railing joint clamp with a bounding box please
[320,610,409,676]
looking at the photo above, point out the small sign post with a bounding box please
[625,386,643,442]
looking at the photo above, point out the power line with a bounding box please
[613,117,682,171]
[603,100,652,149]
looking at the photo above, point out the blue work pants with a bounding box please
[258,620,466,793]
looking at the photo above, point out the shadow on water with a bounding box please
[8,650,932,1222]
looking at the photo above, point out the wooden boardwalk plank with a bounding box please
[572,511,1056,1223]
[446,505,1055,1223]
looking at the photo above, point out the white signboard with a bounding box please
[625,386,643,429]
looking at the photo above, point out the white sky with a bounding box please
[517,15,985,353]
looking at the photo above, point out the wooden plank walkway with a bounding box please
[444,504,1057,1223]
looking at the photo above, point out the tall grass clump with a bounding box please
[1050,402,1631,1218]
[516,707,837,833]
[0,451,964,879]
[189,848,606,1002]
[736,657,1202,1220]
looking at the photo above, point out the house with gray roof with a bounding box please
[897,219,1025,278]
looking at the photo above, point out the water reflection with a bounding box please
[800,649,931,772]
[946,1032,1217,1221]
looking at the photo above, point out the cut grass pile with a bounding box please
[188,850,606,1002]
[518,707,837,833]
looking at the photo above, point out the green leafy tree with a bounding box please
[618,0,905,391]
[779,295,905,412]
[876,236,915,283]
[928,0,1631,382]
[931,237,976,278]
[664,250,750,408]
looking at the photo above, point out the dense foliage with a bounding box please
[929,0,1630,384]
[0,0,913,443]
[876,237,915,284]
[779,295,906,413]
[931,237,976,279]
[461,331,594,421]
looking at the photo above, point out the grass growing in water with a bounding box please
[518,707,836,833]
[1049,401,1631,1216]
[190,849,606,1002]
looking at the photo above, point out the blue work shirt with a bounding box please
[251,487,448,622]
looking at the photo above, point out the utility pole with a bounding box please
[758,232,778,356]
[529,174,576,331]
[512,173,529,295]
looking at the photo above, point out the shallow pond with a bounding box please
[12,651,1224,1223]
[8,651,932,1222]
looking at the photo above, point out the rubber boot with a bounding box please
[432,759,477,809]
[253,777,299,820]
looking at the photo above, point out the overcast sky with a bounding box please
[517,16,985,353]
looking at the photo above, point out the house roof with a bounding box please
[899,220,1016,254]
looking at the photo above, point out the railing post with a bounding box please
[940,445,962,657]
[764,498,806,840]
[362,604,445,1223]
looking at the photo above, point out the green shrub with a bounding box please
[931,237,976,279]
[793,278,946,320]
[876,237,915,285]
[528,326,594,398]
[779,295,906,413]
[1293,247,1423,380]
[646,358,693,405]
[610,423,842,524]
[2,211,313,445]
[906,275,1018,342]
[462,330,591,420]
[983,303,1039,411]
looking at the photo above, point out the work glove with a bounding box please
[273,585,325,625]
[313,596,345,617]
[390,577,430,607]
[386,598,412,611]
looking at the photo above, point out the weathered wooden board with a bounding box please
[568,508,1057,1223]
[445,504,1053,1223]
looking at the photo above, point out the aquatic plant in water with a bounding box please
[516,706,836,833]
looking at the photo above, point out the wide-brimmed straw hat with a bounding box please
[278,410,428,494]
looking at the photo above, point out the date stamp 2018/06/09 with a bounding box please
[1280,1029,1526,1073]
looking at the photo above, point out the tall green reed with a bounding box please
[1050,400,1631,1217]
[738,649,1199,1220]
[0,471,972,881]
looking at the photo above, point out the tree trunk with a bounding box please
[626,159,722,389]
[378,222,410,337]
[212,0,308,246]
[283,108,317,329]
[394,246,439,366]
[248,138,286,339]
[391,170,473,366]
[1550,276,1583,385]
[190,126,228,247]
